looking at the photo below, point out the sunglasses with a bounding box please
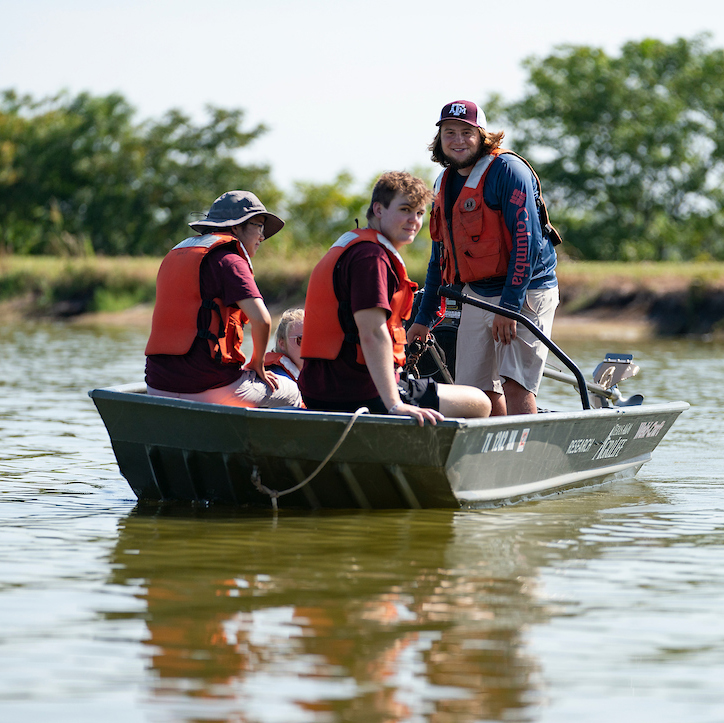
[291,335,302,345]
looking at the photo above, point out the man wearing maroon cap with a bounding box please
[407,100,560,416]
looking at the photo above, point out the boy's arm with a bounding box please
[354,307,442,427]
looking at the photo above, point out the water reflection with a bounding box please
[107,480,671,723]
[109,509,541,721]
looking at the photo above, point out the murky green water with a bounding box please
[1,321,723,722]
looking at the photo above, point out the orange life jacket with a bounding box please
[430,148,515,284]
[431,149,562,287]
[263,351,300,381]
[145,232,249,364]
[301,229,417,368]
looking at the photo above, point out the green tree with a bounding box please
[281,171,369,252]
[494,35,724,260]
[0,90,276,255]
[279,166,437,257]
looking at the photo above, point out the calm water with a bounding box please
[1,320,723,723]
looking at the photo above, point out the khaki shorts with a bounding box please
[454,285,559,395]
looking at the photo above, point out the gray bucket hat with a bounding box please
[189,190,285,238]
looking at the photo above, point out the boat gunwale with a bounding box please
[88,386,465,428]
[88,385,690,430]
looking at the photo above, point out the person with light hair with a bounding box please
[265,308,304,381]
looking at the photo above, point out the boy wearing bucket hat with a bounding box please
[144,191,302,408]
[406,101,560,416]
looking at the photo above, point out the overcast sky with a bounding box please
[2,0,722,192]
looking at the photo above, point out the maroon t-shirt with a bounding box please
[145,243,262,393]
[298,242,399,403]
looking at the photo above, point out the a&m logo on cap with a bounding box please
[437,100,486,128]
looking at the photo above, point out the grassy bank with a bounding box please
[3,254,724,336]
[0,253,317,318]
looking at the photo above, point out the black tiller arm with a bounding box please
[439,285,591,410]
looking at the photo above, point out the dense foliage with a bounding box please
[494,35,724,261]
[281,172,370,254]
[3,34,724,261]
[0,90,280,255]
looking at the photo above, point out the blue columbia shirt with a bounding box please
[413,153,558,328]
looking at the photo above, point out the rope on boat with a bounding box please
[251,406,370,510]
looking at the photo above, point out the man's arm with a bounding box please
[490,155,542,310]
[354,307,442,427]
[237,296,278,389]
[487,155,543,344]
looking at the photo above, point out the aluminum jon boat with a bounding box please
[89,383,687,509]
[88,289,688,510]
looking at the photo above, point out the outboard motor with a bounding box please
[590,353,644,408]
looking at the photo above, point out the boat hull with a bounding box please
[89,386,688,509]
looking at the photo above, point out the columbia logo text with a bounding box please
[510,189,527,207]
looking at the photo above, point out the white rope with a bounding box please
[251,406,370,510]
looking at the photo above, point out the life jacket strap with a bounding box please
[198,298,225,362]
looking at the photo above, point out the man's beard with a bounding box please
[443,147,486,172]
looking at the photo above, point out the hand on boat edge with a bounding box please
[391,402,444,427]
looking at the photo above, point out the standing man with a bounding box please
[299,171,491,426]
[407,101,560,415]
